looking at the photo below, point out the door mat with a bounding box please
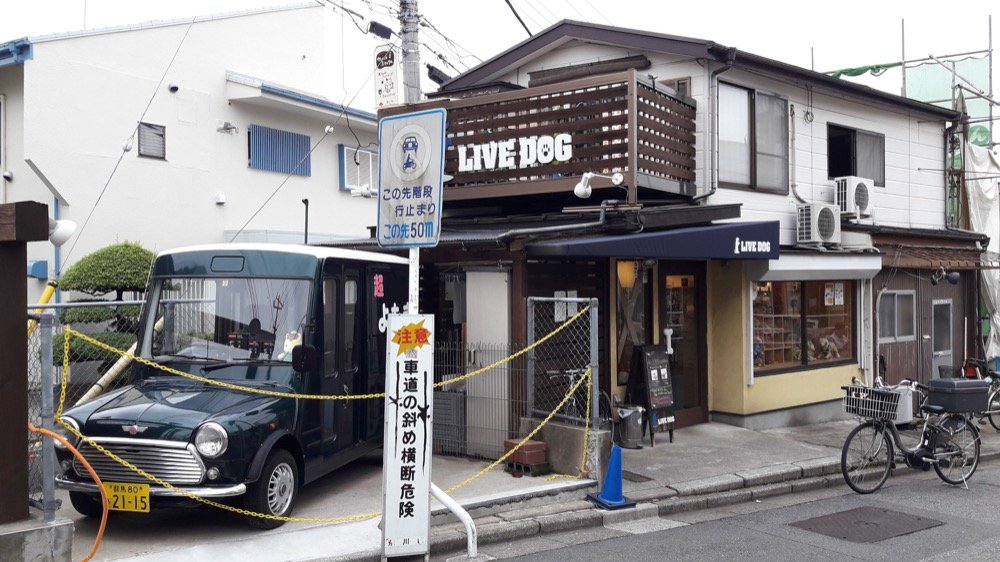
[790,506,942,543]
[621,470,653,483]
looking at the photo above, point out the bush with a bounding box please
[53,331,138,366]
[60,242,155,299]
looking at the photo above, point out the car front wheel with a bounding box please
[244,449,298,529]
[69,491,104,518]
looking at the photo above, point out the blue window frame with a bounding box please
[338,144,377,192]
[248,124,311,176]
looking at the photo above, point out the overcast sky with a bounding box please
[1,1,996,115]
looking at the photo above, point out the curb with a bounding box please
[320,458,844,562]
[323,443,1000,561]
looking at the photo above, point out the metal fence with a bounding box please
[26,302,142,519]
[527,297,600,427]
[25,298,598,510]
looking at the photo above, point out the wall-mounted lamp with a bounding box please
[574,171,625,199]
[930,267,960,285]
[48,218,77,247]
[616,259,639,290]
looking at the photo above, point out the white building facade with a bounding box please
[0,4,391,302]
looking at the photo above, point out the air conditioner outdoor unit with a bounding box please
[797,203,842,246]
[835,176,873,217]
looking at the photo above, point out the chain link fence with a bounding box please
[527,297,600,427]
[26,302,142,519]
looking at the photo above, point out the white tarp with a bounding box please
[966,142,1000,359]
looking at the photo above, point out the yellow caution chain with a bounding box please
[55,310,598,524]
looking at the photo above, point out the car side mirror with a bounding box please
[291,344,316,373]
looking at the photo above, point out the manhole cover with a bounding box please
[791,506,942,543]
[621,470,652,483]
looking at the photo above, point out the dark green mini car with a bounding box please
[55,244,407,528]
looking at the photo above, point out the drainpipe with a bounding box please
[694,47,737,203]
[1,93,7,203]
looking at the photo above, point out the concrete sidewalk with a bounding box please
[111,417,1000,561]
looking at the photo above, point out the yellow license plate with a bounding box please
[102,482,150,512]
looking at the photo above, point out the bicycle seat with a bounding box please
[920,404,945,415]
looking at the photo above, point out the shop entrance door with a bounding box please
[659,262,707,426]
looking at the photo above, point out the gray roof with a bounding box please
[438,19,961,121]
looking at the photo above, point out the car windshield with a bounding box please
[145,276,311,368]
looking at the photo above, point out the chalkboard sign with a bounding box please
[625,345,675,445]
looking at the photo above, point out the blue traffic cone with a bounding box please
[587,444,635,510]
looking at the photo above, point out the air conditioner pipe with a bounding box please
[496,198,620,243]
[694,46,737,204]
[788,104,807,204]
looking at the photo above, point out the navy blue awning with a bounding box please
[527,221,780,260]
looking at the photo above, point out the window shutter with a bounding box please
[248,124,311,176]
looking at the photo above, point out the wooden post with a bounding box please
[0,201,48,524]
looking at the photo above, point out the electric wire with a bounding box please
[228,60,385,242]
[421,41,462,73]
[510,0,551,31]
[63,18,196,265]
[418,16,483,64]
[580,0,613,24]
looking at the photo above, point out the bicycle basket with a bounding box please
[842,385,900,420]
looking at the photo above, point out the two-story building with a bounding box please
[0,3,390,302]
[366,20,985,436]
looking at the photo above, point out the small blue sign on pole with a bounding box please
[376,108,447,248]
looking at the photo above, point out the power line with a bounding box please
[580,0,613,24]
[63,18,196,264]
[418,16,483,64]
[229,57,385,241]
[504,0,533,37]
[510,0,551,32]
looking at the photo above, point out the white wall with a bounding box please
[4,6,391,302]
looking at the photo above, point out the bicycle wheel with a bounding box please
[841,421,894,494]
[933,415,981,485]
[987,389,1000,432]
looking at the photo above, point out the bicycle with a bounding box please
[544,367,614,428]
[961,357,1000,431]
[840,378,983,494]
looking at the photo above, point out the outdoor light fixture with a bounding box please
[368,21,394,39]
[574,171,625,199]
[616,259,639,290]
[427,64,452,85]
[930,267,961,286]
[48,218,77,247]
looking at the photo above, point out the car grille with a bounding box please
[73,437,205,485]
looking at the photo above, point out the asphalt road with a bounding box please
[436,461,1000,561]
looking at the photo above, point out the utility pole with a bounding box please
[400,0,421,314]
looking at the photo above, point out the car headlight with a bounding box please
[53,417,80,450]
[194,422,228,458]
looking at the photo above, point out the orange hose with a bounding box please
[28,423,108,562]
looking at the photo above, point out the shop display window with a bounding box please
[752,280,854,373]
